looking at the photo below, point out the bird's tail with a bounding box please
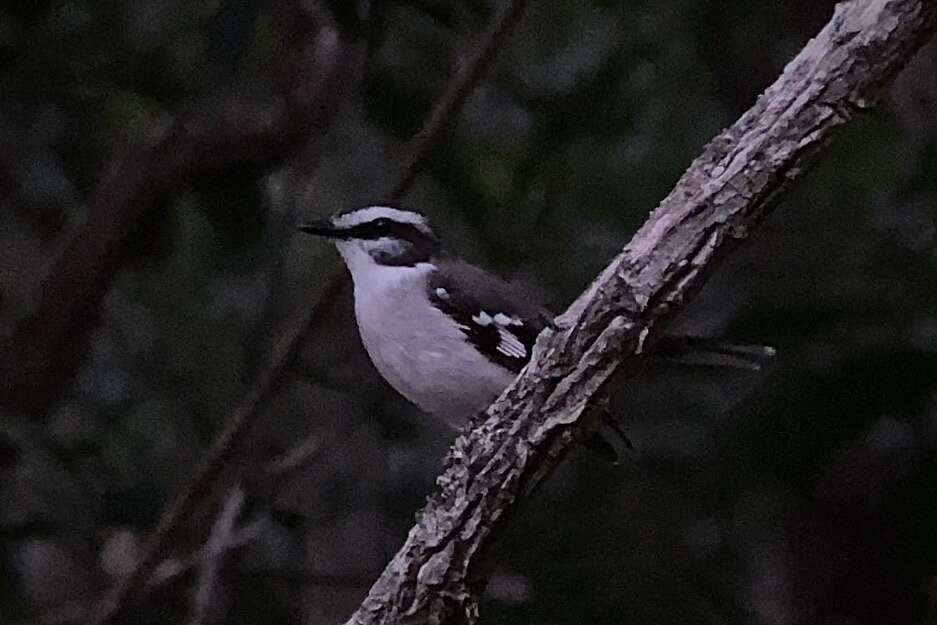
[650,335,776,371]
[582,336,775,463]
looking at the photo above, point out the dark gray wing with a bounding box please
[427,257,553,373]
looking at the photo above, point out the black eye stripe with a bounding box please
[339,218,441,267]
[345,220,436,246]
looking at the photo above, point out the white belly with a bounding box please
[351,266,515,428]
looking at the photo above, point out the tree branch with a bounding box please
[344,2,937,624]
[389,0,532,199]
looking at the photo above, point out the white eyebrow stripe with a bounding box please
[333,205,429,229]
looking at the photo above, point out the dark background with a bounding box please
[2,1,937,624]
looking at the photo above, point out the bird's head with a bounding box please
[299,205,441,273]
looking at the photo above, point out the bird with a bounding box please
[298,204,555,430]
[299,204,770,454]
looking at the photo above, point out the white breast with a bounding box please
[338,246,515,428]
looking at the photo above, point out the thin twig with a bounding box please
[390,0,532,200]
[188,485,246,625]
[86,271,347,625]
[264,434,324,477]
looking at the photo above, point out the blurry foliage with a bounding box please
[2,1,937,624]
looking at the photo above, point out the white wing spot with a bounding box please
[472,311,493,326]
[435,287,450,300]
[496,327,527,359]
[493,312,523,327]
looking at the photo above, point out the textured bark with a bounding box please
[345,2,937,624]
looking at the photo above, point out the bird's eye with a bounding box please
[374,218,392,231]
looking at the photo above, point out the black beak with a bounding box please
[297,218,344,238]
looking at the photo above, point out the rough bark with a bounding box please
[345,1,937,624]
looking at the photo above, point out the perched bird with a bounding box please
[298,205,554,429]
[299,204,769,452]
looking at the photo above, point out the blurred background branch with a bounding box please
[0,0,362,419]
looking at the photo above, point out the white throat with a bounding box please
[332,239,509,426]
[335,240,435,294]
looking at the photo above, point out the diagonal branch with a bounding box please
[344,1,937,624]
[389,0,532,199]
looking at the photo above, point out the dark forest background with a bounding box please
[2,1,937,624]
